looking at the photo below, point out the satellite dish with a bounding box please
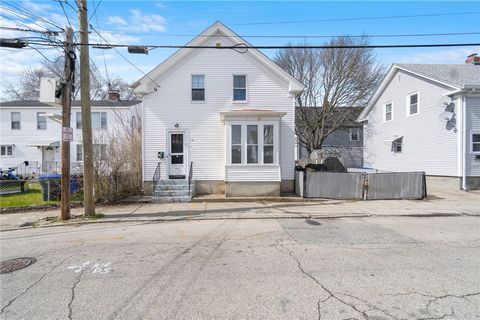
[438,96,451,107]
[439,111,454,122]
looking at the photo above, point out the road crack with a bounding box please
[0,256,70,315]
[275,240,398,320]
[67,268,86,320]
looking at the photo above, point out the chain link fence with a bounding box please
[1,172,141,210]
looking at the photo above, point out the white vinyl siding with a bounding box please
[465,99,480,176]
[363,69,459,176]
[142,37,295,182]
[0,105,139,172]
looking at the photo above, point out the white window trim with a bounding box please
[1,145,14,157]
[232,74,248,103]
[349,127,360,141]
[37,112,47,130]
[11,112,21,130]
[383,101,393,122]
[471,130,480,154]
[191,74,206,103]
[406,91,420,117]
[226,120,279,166]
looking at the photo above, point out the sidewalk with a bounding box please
[1,187,479,231]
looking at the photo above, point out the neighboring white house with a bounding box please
[133,21,304,197]
[0,98,141,176]
[357,61,480,190]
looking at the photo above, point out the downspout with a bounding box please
[462,95,467,190]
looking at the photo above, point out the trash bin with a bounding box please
[70,175,78,193]
[39,174,61,201]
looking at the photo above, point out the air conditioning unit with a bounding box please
[39,77,61,106]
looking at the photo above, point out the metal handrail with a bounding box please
[188,161,193,196]
[153,162,161,191]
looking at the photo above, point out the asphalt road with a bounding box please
[0,216,479,320]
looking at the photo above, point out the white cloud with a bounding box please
[106,9,167,33]
[107,16,128,27]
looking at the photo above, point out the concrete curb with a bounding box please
[1,213,373,232]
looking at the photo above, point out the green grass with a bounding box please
[0,183,59,208]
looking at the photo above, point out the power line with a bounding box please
[87,24,162,88]
[2,1,64,31]
[0,26,62,35]
[93,30,480,39]
[29,41,480,50]
[229,11,480,26]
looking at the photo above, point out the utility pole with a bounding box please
[77,0,95,216]
[60,26,74,220]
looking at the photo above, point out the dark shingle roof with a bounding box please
[396,64,480,88]
[0,100,141,107]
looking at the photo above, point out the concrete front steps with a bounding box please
[153,179,194,203]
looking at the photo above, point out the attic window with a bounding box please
[391,137,403,153]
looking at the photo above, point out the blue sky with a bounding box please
[0,0,479,97]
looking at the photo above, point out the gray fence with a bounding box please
[295,171,426,200]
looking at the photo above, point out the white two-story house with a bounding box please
[0,96,141,176]
[133,22,304,198]
[358,60,480,190]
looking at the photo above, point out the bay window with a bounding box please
[228,122,278,165]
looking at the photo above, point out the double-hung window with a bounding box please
[37,112,47,130]
[191,75,205,101]
[407,92,419,116]
[1,145,13,156]
[76,112,107,129]
[229,123,277,165]
[384,102,392,122]
[263,125,274,164]
[246,125,258,164]
[231,125,242,164]
[76,144,83,161]
[233,75,247,101]
[11,112,20,129]
[472,132,480,153]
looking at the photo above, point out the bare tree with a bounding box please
[275,36,385,156]
[3,58,135,101]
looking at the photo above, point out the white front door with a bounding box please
[168,131,187,179]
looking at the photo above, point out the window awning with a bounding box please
[26,141,60,147]
[220,109,287,121]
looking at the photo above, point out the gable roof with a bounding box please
[0,100,141,107]
[357,63,480,122]
[133,21,305,96]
